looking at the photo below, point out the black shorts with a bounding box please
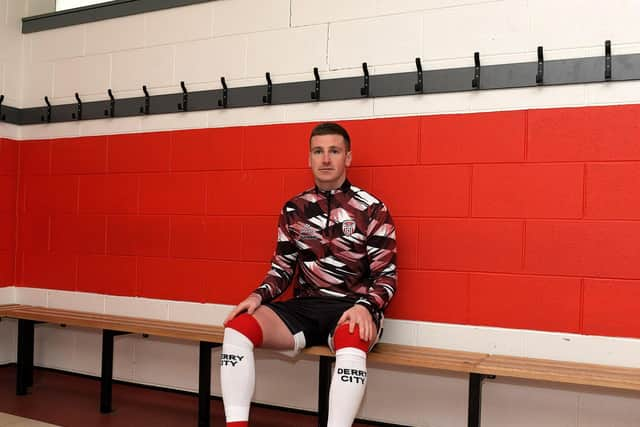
[264,297,383,351]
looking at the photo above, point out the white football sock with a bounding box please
[327,347,368,427]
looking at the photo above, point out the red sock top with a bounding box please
[333,323,370,353]
[226,313,263,347]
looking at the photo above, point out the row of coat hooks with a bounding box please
[0,40,620,124]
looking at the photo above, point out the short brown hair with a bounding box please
[309,122,351,151]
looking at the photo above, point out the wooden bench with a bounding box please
[2,304,640,427]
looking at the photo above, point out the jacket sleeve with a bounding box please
[355,202,397,315]
[252,205,299,303]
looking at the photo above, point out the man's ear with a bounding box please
[346,151,352,167]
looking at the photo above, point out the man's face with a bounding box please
[308,134,352,191]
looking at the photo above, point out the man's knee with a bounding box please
[225,313,263,348]
[332,323,370,353]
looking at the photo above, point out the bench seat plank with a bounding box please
[475,355,640,391]
[0,305,224,343]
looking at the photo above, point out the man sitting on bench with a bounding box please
[220,122,398,427]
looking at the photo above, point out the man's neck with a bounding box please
[315,177,346,192]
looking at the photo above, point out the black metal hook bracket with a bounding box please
[311,67,320,100]
[178,81,188,111]
[472,52,481,89]
[262,72,272,104]
[605,40,612,80]
[71,93,82,120]
[414,57,423,93]
[104,89,115,117]
[0,95,5,121]
[217,77,228,108]
[360,62,370,97]
[40,96,52,123]
[139,85,150,114]
[6,47,640,126]
[536,46,544,85]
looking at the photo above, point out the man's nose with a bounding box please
[322,152,331,163]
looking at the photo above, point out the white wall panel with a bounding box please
[145,3,213,47]
[207,104,287,128]
[291,0,374,26]
[422,0,531,61]
[15,286,47,307]
[134,337,198,391]
[79,115,142,136]
[529,0,640,49]
[140,111,208,132]
[72,327,101,375]
[212,0,290,37]
[18,121,80,140]
[376,0,496,15]
[85,14,145,55]
[105,295,169,320]
[113,334,136,381]
[284,98,374,122]
[111,45,174,92]
[579,390,640,427]
[362,366,468,426]
[329,14,422,70]
[34,324,76,369]
[483,379,580,427]
[47,290,105,313]
[0,317,16,364]
[167,300,231,326]
[0,286,15,304]
[21,61,54,108]
[28,25,85,62]
[253,352,318,410]
[174,35,247,84]
[53,54,110,98]
[246,25,328,77]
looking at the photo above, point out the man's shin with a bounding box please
[221,314,263,425]
[327,324,369,427]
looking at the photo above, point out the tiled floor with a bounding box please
[0,412,59,427]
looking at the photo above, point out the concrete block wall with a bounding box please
[1,1,640,426]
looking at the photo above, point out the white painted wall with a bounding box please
[2,1,640,425]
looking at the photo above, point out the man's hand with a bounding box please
[223,293,262,326]
[337,304,376,342]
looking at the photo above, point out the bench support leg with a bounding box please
[468,373,494,427]
[198,341,220,427]
[16,319,35,395]
[317,355,334,427]
[100,329,128,413]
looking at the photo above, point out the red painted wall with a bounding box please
[0,138,18,286]
[12,104,640,339]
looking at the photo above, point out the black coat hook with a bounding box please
[104,89,115,117]
[262,72,272,104]
[71,92,82,120]
[177,81,188,111]
[218,77,228,108]
[414,58,423,92]
[310,67,320,100]
[536,46,544,85]
[139,85,150,114]
[0,95,5,121]
[605,40,612,80]
[360,62,370,97]
[41,96,52,123]
[472,52,481,89]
